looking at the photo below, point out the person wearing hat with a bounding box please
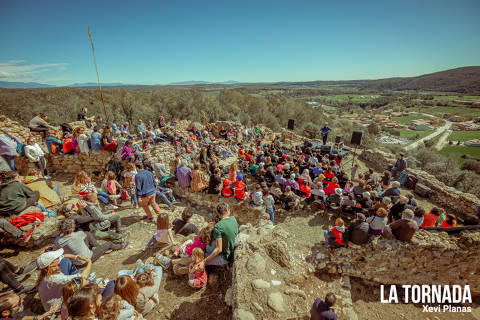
[36,248,92,313]
[348,213,369,245]
[233,173,246,200]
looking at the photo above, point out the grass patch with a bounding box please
[448,131,480,142]
[396,129,433,140]
[438,145,480,164]
[410,106,480,117]
[391,115,427,125]
[322,105,336,111]
[429,95,480,102]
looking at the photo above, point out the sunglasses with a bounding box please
[73,277,82,289]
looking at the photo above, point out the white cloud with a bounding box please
[0,60,68,80]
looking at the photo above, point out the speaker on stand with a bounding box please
[342,131,364,179]
[288,119,295,131]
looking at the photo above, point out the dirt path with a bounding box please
[434,129,452,151]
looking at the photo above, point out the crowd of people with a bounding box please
[1,109,479,320]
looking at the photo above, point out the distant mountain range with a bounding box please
[167,80,240,85]
[0,81,56,88]
[1,67,479,94]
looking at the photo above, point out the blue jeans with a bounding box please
[96,189,110,205]
[59,258,81,275]
[266,207,274,224]
[156,191,175,208]
[5,155,15,170]
[131,193,138,207]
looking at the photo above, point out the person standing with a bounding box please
[320,123,332,145]
[135,163,161,221]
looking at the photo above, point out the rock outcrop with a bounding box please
[312,230,480,296]
[360,149,480,219]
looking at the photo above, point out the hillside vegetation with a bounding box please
[0,87,328,136]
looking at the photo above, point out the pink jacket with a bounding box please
[121,145,135,160]
[185,237,207,256]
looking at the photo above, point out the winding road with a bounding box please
[404,119,452,151]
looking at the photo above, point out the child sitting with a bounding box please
[188,247,208,289]
[325,218,348,248]
[101,171,122,206]
[172,224,213,275]
[250,184,264,206]
[174,224,213,258]
[143,213,177,251]
[172,208,199,236]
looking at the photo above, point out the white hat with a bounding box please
[335,188,343,196]
[363,191,371,198]
[37,248,64,269]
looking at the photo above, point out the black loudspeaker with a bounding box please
[321,145,332,154]
[288,119,295,130]
[335,134,343,144]
[351,131,363,145]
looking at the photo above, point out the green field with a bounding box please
[448,131,480,142]
[432,95,480,102]
[410,106,480,117]
[438,145,480,164]
[326,94,380,103]
[396,129,433,140]
[322,105,337,111]
[391,115,428,125]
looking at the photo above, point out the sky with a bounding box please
[1,0,479,85]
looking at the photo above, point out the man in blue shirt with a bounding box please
[135,163,161,221]
[310,292,338,320]
[89,126,102,150]
[320,123,332,145]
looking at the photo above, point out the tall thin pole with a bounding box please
[88,25,109,124]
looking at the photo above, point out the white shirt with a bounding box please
[24,143,44,161]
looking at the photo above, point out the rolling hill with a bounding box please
[363,66,480,94]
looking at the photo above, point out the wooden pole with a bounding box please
[88,25,109,124]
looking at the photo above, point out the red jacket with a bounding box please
[234,181,246,199]
[332,227,347,246]
[10,212,44,228]
[221,180,233,198]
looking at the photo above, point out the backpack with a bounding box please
[405,174,418,189]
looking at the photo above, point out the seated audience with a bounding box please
[348,213,369,245]
[389,209,417,242]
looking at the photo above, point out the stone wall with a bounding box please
[48,151,113,174]
[172,185,269,226]
[312,230,480,296]
[0,115,43,144]
[360,149,480,219]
